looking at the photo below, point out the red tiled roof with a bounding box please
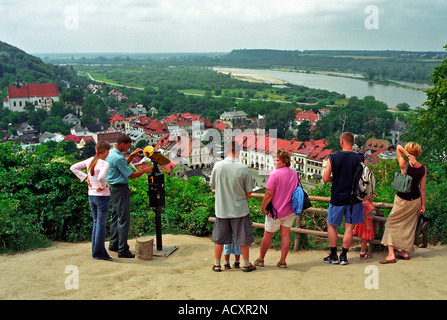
[287,140,305,154]
[305,139,327,148]
[8,83,59,98]
[307,148,335,161]
[273,139,292,153]
[249,136,276,154]
[64,135,81,143]
[295,110,319,124]
[214,122,230,131]
[110,114,126,122]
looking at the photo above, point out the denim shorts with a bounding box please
[328,202,364,227]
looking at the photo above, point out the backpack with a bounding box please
[352,161,375,201]
[291,176,311,215]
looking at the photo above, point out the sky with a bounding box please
[1,0,446,54]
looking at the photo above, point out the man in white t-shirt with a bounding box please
[210,140,255,272]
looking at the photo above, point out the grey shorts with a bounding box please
[212,215,254,246]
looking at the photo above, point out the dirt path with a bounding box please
[1,234,446,300]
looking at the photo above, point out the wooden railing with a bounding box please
[208,193,393,252]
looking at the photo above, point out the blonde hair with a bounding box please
[277,148,291,167]
[405,142,421,158]
[89,141,111,176]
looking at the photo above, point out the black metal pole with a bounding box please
[155,206,163,251]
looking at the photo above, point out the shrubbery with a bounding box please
[1,141,446,254]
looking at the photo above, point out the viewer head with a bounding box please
[116,134,132,152]
[405,142,421,158]
[340,132,355,150]
[225,139,241,157]
[90,140,111,176]
[275,148,291,168]
[96,140,111,155]
[340,132,355,146]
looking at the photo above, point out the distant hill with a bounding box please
[221,49,447,83]
[0,41,76,91]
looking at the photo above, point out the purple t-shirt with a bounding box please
[265,167,298,219]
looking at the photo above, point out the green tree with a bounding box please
[265,104,295,139]
[396,102,410,111]
[297,120,311,141]
[404,44,447,163]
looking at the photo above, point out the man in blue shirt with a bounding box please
[107,134,153,258]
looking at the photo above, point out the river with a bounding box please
[214,67,430,109]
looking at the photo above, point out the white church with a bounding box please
[3,82,60,112]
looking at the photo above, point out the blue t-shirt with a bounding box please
[106,147,133,185]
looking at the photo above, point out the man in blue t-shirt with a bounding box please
[322,132,364,265]
[106,134,153,258]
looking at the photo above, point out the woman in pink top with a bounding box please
[70,141,112,261]
[255,149,299,268]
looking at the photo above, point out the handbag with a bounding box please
[300,180,312,211]
[414,214,430,248]
[391,163,413,193]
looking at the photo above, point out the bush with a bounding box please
[2,140,446,253]
[0,199,50,253]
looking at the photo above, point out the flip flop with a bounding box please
[254,258,264,267]
[277,261,287,268]
[396,254,410,260]
[379,259,396,264]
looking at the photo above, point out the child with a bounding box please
[354,194,376,260]
[224,236,241,270]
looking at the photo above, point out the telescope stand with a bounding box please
[152,206,177,257]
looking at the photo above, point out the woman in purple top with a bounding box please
[70,141,112,261]
[255,149,299,268]
[380,142,427,263]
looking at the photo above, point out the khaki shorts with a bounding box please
[264,213,296,233]
[212,215,254,246]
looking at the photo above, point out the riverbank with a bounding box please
[216,69,287,85]
[1,234,446,300]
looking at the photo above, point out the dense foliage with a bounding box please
[0,41,76,91]
[0,140,269,253]
[1,138,446,254]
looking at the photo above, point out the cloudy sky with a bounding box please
[1,0,446,53]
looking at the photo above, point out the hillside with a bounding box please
[0,41,76,92]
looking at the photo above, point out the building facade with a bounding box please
[3,83,60,112]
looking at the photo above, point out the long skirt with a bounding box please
[381,195,421,252]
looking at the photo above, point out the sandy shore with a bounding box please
[1,234,446,300]
[216,70,286,85]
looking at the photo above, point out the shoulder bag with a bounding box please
[391,162,413,193]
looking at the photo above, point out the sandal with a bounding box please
[212,265,222,272]
[242,263,256,272]
[396,253,410,260]
[379,259,396,264]
[254,258,264,267]
[233,261,240,269]
[224,263,231,270]
[277,261,287,268]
